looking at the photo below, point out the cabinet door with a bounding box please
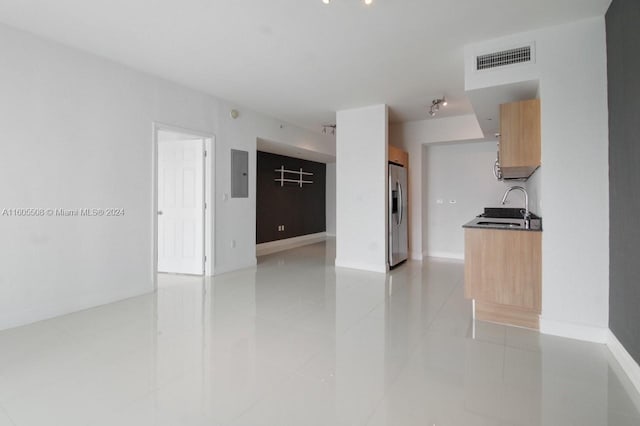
[499,99,540,169]
[388,144,409,167]
[464,228,541,312]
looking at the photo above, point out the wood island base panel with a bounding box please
[464,228,541,330]
[475,300,539,330]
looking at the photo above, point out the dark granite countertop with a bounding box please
[462,208,542,232]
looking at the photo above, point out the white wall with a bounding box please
[326,162,336,236]
[424,141,511,258]
[465,17,610,341]
[389,115,483,259]
[335,105,388,273]
[0,23,333,331]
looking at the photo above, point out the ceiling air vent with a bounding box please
[476,46,532,71]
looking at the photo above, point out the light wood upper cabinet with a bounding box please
[499,98,540,179]
[388,145,408,168]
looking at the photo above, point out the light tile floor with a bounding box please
[0,240,639,425]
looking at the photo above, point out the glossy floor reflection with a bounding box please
[0,240,639,426]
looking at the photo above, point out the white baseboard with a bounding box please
[424,250,465,261]
[334,258,388,274]
[0,284,152,332]
[410,251,423,261]
[606,329,640,397]
[256,232,326,257]
[213,258,257,276]
[539,317,608,343]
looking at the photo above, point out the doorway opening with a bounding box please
[153,124,213,287]
[255,138,335,259]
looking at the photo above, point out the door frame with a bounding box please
[152,122,215,289]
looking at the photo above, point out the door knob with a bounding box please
[157,210,163,215]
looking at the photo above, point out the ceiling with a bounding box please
[468,80,540,138]
[0,0,611,132]
[258,138,336,163]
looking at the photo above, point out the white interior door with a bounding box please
[157,137,204,274]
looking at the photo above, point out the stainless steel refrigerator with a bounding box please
[388,163,408,268]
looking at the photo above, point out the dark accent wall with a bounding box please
[256,151,326,244]
[607,0,640,364]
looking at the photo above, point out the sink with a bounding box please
[463,211,542,231]
[476,221,523,228]
[480,207,540,220]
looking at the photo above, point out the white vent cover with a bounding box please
[476,45,532,71]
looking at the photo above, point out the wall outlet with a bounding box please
[277,225,285,231]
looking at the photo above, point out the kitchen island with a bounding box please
[463,210,542,329]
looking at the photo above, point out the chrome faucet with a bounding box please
[501,186,530,227]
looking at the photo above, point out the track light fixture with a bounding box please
[322,124,337,135]
[322,0,373,5]
[428,97,448,117]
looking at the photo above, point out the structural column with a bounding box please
[335,104,388,273]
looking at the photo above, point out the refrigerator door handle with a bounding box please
[398,181,403,225]
[389,173,394,223]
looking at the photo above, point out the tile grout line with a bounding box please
[364,270,455,424]
[363,271,470,425]
[502,339,507,383]
[0,402,17,426]
[225,370,300,425]
[422,275,463,333]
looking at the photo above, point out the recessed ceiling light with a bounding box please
[322,0,330,4]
